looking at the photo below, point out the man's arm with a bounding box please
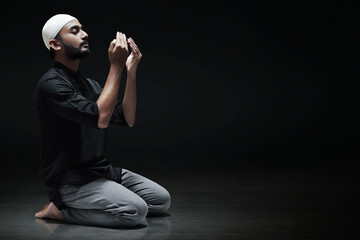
[97,32,128,128]
[122,37,142,127]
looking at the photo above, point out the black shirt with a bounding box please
[35,62,129,210]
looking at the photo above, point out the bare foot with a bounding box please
[34,202,63,221]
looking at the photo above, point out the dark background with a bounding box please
[1,0,360,177]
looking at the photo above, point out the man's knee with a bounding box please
[113,198,148,227]
[149,188,171,215]
[159,189,171,212]
[133,198,149,219]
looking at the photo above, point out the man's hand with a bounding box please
[126,38,142,73]
[108,32,129,68]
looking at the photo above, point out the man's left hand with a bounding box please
[126,38,142,73]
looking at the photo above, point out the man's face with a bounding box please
[57,19,90,59]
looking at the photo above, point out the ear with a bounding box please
[49,39,61,51]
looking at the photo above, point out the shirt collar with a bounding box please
[54,61,80,80]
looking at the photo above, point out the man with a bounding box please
[34,14,171,228]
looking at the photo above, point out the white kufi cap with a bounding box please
[42,14,76,50]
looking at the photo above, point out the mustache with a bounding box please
[80,40,89,47]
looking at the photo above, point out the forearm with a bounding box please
[122,71,137,127]
[96,65,123,128]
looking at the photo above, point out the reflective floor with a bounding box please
[0,164,359,239]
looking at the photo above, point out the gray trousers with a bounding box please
[59,168,171,228]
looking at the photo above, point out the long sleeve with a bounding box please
[110,100,129,127]
[39,77,100,128]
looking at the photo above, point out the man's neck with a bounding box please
[54,57,80,73]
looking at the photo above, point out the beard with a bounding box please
[60,39,90,59]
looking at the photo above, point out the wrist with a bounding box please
[109,64,123,78]
[110,64,124,75]
[126,68,137,76]
[110,63,124,70]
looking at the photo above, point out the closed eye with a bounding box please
[69,25,83,34]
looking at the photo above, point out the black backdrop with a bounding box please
[1,0,360,177]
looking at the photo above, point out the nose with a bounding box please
[81,30,88,40]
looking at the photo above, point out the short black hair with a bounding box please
[49,34,62,59]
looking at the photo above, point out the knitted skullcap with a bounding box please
[42,14,76,50]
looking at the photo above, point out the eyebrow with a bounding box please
[68,24,83,31]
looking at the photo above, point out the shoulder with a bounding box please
[39,67,66,82]
[36,68,74,96]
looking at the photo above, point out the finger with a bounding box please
[127,39,137,54]
[130,42,139,55]
[118,33,125,49]
[127,39,135,51]
[122,33,128,51]
[129,38,137,47]
[109,39,116,51]
[127,38,137,52]
[128,38,136,48]
[116,32,121,45]
[129,38,141,54]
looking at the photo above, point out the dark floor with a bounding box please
[0,163,359,240]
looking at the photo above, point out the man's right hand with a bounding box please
[108,32,129,67]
